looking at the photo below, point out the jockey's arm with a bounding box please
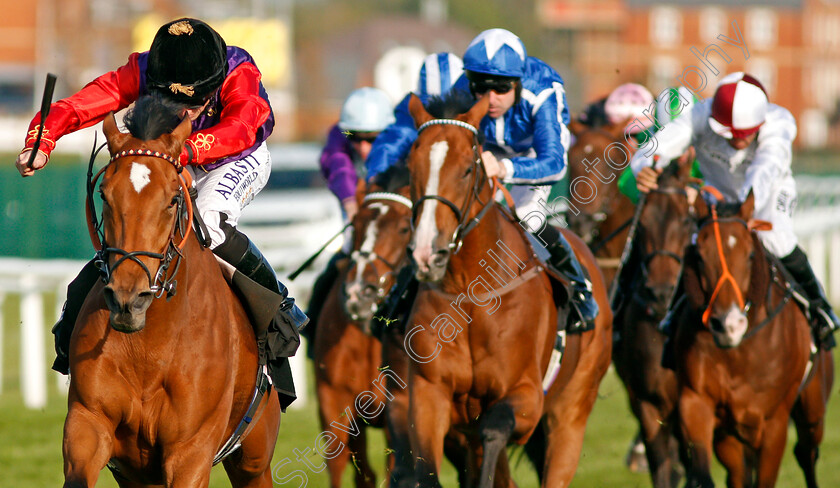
[18,53,141,166]
[181,62,271,165]
[319,125,358,202]
[631,107,694,191]
[738,107,797,211]
[365,95,417,182]
[503,85,570,184]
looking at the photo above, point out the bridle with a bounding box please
[410,118,497,254]
[695,186,772,328]
[345,192,413,309]
[86,145,193,299]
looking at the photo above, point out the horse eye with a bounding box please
[399,226,410,235]
[169,196,180,208]
[463,166,473,178]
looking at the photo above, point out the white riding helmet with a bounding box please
[339,87,395,132]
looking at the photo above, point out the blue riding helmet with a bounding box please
[417,52,463,97]
[462,28,527,78]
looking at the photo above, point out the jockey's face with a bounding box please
[180,99,211,121]
[475,86,517,119]
[727,132,757,150]
[347,131,379,161]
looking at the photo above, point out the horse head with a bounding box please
[343,166,413,325]
[406,91,490,282]
[684,190,771,347]
[97,96,193,333]
[635,152,696,316]
[565,120,632,245]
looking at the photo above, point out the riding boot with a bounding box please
[52,259,102,375]
[302,251,346,358]
[377,264,418,336]
[539,226,598,331]
[217,237,309,332]
[781,246,838,349]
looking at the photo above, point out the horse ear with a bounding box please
[171,116,193,146]
[408,94,433,129]
[692,192,709,220]
[739,190,755,221]
[567,119,586,137]
[102,112,129,153]
[676,146,696,182]
[460,96,489,129]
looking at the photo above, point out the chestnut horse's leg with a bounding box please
[409,376,453,488]
[385,383,415,488]
[62,406,114,488]
[713,434,746,488]
[315,383,359,488]
[791,350,833,488]
[754,410,790,488]
[638,402,680,488]
[678,389,716,488]
[348,426,376,488]
[223,391,281,488]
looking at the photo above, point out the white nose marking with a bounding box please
[727,235,737,249]
[413,140,449,265]
[130,163,151,193]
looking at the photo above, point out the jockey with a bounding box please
[303,86,395,355]
[371,29,598,331]
[632,72,839,349]
[15,18,308,376]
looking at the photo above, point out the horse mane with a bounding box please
[425,89,476,119]
[372,163,410,193]
[123,93,186,141]
[711,201,743,218]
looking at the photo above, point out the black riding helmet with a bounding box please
[146,18,227,105]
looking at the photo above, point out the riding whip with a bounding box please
[287,221,352,281]
[26,73,58,170]
[608,155,659,308]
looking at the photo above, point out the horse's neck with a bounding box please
[444,207,534,292]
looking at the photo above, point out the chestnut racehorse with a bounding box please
[675,190,833,487]
[62,103,280,487]
[565,120,636,286]
[612,157,696,488]
[405,92,611,487]
[312,166,414,488]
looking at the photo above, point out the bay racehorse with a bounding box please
[311,165,413,488]
[62,105,280,487]
[674,189,834,487]
[612,156,697,488]
[565,119,636,286]
[405,92,611,487]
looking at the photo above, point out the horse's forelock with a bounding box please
[425,90,476,120]
[124,93,186,141]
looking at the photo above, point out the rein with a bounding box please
[697,186,773,329]
[411,118,495,254]
[85,143,194,299]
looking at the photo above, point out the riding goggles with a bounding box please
[346,131,380,143]
[469,78,517,95]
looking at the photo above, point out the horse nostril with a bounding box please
[131,291,154,315]
[363,285,377,298]
[709,317,724,333]
[432,249,450,268]
[103,286,119,312]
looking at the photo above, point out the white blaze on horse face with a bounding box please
[717,303,749,347]
[413,141,449,270]
[347,203,387,301]
[728,235,737,249]
[129,163,151,193]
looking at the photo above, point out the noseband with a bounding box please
[411,119,496,253]
[345,192,414,307]
[86,146,193,299]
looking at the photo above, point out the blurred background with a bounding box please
[1,1,840,486]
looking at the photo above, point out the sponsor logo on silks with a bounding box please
[214,158,259,200]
